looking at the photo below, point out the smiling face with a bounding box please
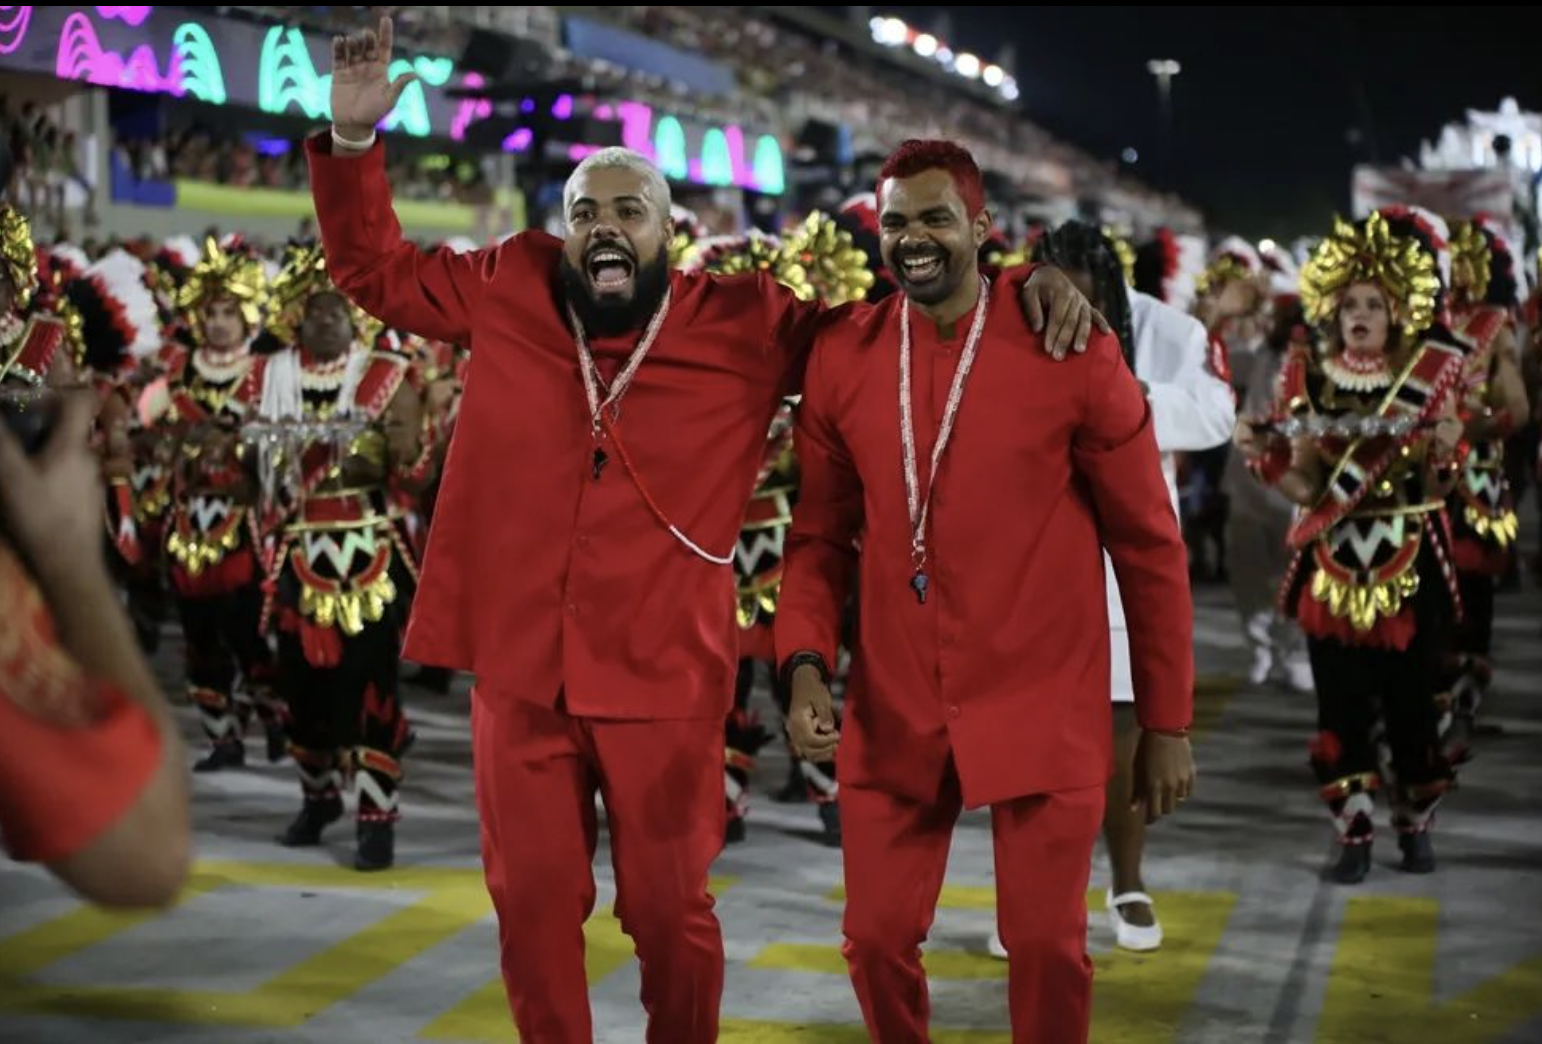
[878,167,990,310]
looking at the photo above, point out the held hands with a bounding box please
[786,664,840,762]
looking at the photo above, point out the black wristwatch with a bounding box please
[778,650,832,697]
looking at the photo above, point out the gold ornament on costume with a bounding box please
[1447,220,1491,304]
[1299,212,1441,344]
[1102,226,1137,286]
[0,206,38,312]
[690,213,874,307]
[987,246,1030,269]
[166,506,245,576]
[1308,539,1421,634]
[176,237,267,337]
[300,571,397,637]
[693,231,790,277]
[668,231,699,269]
[781,211,874,306]
[54,297,87,371]
[1463,503,1518,546]
[1195,255,1255,298]
[265,241,381,346]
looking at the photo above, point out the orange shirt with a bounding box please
[0,545,161,862]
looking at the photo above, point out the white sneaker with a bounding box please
[1281,656,1314,694]
[1107,890,1163,952]
[1248,645,1274,686]
[986,929,1008,960]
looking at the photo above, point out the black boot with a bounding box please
[773,758,808,803]
[194,741,245,773]
[277,796,344,847]
[130,603,162,654]
[1441,714,1474,766]
[817,801,842,848]
[355,820,395,871]
[724,815,747,845]
[1397,831,1436,874]
[408,666,453,695]
[265,720,288,764]
[1328,840,1372,884]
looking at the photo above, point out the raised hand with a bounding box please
[330,16,419,142]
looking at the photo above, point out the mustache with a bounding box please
[893,245,949,262]
[585,241,636,264]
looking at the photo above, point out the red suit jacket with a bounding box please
[307,135,826,719]
[775,286,1194,807]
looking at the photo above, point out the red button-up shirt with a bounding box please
[775,286,1194,806]
[307,135,827,719]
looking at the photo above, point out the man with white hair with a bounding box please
[310,18,1102,1042]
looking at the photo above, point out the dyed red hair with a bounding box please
[877,139,986,218]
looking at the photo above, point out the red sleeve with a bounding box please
[775,339,864,673]
[1072,334,1195,731]
[305,133,499,346]
[760,274,832,398]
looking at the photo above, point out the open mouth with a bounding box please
[897,250,946,285]
[587,247,635,293]
[1350,324,1369,338]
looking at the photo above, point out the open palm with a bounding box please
[330,16,418,139]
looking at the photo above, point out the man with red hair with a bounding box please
[778,140,1197,1043]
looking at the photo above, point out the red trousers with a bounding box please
[841,767,1103,1044]
[471,690,725,1043]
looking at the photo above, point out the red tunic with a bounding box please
[775,289,1194,807]
[307,135,828,720]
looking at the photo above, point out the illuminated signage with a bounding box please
[3,5,787,189]
[500,94,785,195]
[4,6,475,139]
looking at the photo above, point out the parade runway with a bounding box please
[1,584,1539,1043]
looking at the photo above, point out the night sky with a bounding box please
[877,6,1542,239]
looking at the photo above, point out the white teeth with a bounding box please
[591,251,627,265]
[903,257,941,270]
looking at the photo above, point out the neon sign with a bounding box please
[16,7,469,140]
[0,7,32,55]
[97,7,151,27]
[500,95,784,195]
[53,10,224,99]
[256,25,454,137]
[451,72,493,143]
[172,22,225,104]
[15,5,784,185]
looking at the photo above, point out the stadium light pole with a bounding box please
[1147,59,1181,187]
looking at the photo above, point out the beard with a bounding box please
[558,245,671,339]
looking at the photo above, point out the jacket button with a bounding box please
[948,705,960,718]
[565,603,578,616]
